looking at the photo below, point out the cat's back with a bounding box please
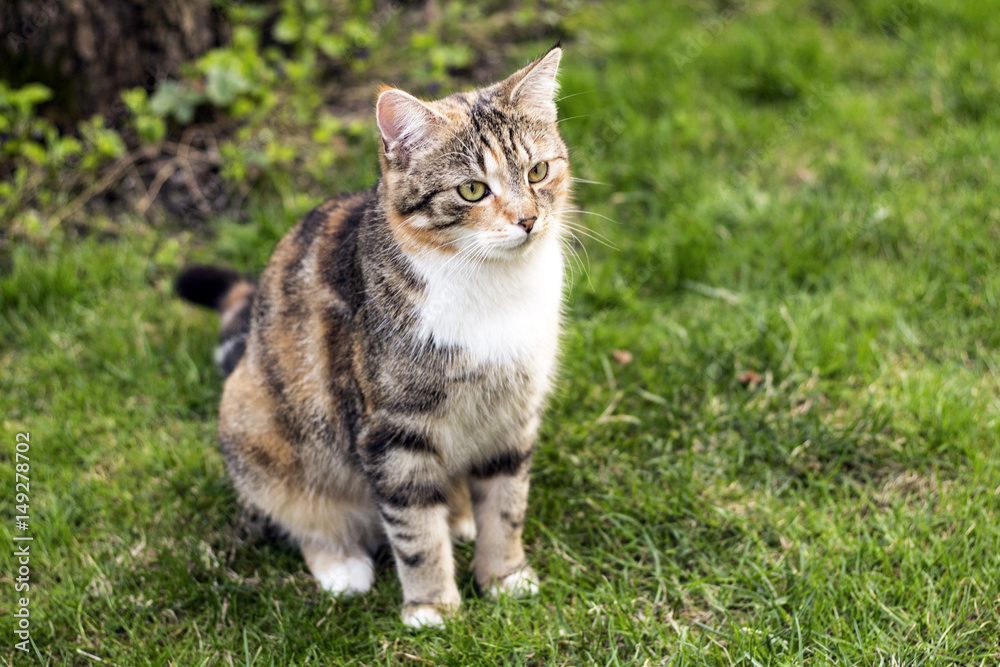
[247,190,370,373]
[257,190,372,326]
[219,192,373,485]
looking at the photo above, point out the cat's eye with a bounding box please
[457,181,489,202]
[527,161,548,183]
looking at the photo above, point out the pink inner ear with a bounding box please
[376,90,440,154]
[510,48,562,118]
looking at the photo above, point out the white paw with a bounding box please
[486,567,539,599]
[312,554,375,597]
[402,605,446,629]
[450,515,478,543]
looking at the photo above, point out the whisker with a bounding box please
[555,90,593,103]
[561,221,618,250]
[435,151,476,162]
[450,239,490,294]
[560,231,594,289]
[431,241,479,280]
[436,235,468,249]
[414,237,482,290]
[558,236,584,283]
[435,124,477,157]
[565,209,621,226]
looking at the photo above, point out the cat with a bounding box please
[175,46,569,627]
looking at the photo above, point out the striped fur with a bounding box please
[176,47,569,627]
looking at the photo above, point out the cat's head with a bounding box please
[375,47,569,261]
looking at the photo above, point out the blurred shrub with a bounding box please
[1,0,572,244]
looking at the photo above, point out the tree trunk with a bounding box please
[1,0,227,126]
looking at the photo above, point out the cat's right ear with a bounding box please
[504,46,562,123]
[376,88,444,168]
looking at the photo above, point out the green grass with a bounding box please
[3,0,1000,664]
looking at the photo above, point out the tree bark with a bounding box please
[1,0,227,125]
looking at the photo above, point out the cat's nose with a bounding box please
[516,216,537,233]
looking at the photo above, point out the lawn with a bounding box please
[2,0,999,664]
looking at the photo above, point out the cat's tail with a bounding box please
[175,265,255,377]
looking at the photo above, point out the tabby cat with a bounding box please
[175,47,569,627]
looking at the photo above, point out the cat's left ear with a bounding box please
[505,46,562,122]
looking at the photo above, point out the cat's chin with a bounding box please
[491,237,533,256]
[480,230,554,262]
[474,244,534,264]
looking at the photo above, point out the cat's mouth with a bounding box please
[491,229,542,257]
[510,221,545,246]
[436,223,548,262]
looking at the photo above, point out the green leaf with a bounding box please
[204,64,252,107]
[52,136,83,162]
[121,88,149,115]
[16,83,54,108]
[343,18,373,46]
[0,82,54,117]
[136,116,167,144]
[273,16,301,44]
[149,80,203,124]
[317,34,346,59]
[20,141,48,164]
[96,131,126,159]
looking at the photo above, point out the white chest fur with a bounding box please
[407,234,564,467]
[409,235,565,369]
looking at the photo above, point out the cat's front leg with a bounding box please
[359,423,460,628]
[468,445,539,598]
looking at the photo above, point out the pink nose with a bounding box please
[516,216,537,233]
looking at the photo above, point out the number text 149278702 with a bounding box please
[13,432,32,653]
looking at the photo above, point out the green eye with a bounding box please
[457,181,489,202]
[527,161,548,183]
